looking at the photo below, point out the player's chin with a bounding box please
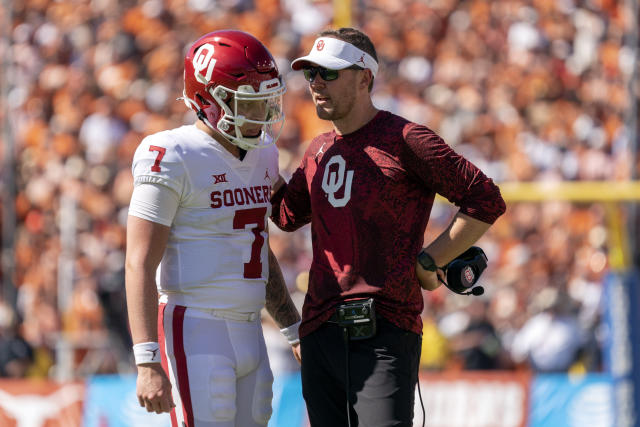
[242,129,262,138]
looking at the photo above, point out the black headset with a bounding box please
[443,246,487,296]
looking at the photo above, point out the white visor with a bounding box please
[291,37,378,78]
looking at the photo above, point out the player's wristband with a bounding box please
[133,342,161,365]
[280,321,301,345]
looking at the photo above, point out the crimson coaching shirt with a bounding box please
[271,110,506,337]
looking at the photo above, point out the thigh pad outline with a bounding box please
[187,354,236,423]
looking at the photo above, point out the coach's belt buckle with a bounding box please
[210,309,258,322]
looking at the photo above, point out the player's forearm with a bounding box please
[125,216,171,345]
[125,265,160,344]
[423,212,491,266]
[265,248,301,328]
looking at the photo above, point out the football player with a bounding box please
[125,30,301,427]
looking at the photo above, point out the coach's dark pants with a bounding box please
[300,316,421,427]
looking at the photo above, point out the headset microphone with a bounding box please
[456,285,484,296]
[469,286,485,296]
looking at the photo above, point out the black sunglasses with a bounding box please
[302,65,363,82]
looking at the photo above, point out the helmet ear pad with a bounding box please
[198,95,228,131]
[192,90,240,138]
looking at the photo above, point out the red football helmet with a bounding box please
[182,30,286,150]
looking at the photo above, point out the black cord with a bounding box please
[342,326,352,427]
[417,377,425,427]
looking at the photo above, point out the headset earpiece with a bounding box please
[443,246,488,296]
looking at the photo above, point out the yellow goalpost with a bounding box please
[498,181,640,202]
[496,181,640,271]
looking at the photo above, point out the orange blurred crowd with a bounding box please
[0,0,636,378]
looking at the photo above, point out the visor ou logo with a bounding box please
[321,155,354,208]
[316,40,325,51]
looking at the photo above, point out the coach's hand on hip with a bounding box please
[416,261,445,291]
[137,363,176,414]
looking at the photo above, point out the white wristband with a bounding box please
[133,342,161,365]
[280,321,301,345]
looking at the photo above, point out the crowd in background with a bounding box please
[0,0,636,379]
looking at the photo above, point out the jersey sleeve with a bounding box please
[128,183,180,227]
[131,134,187,196]
[402,123,506,224]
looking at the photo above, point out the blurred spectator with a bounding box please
[0,300,33,378]
[509,288,587,372]
[446,299,507,370]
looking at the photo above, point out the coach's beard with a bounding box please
[315,104,335,120]
[314,97,355,122]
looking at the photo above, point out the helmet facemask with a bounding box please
[210,79,285,150]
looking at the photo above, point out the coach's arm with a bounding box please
[416,212,493,290]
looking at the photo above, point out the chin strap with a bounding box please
[179,94,268,150]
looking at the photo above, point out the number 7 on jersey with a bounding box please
[233,207,267,279]
[149,145,166,172]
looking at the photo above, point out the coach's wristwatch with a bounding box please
[417,250,438,272]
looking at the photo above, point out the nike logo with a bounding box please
[147,349,158,358]
[315,142,327,160]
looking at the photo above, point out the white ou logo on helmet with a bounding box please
[321,155,354,208]
[193,43,217,84]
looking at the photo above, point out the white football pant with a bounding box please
[159,303,273,427]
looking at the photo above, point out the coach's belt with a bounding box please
[190,307,259,322]
[327,311,340,323]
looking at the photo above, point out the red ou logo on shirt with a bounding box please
[316,40,325,51]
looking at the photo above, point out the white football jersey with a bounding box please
[130,125,278,313]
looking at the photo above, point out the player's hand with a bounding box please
[416,261,445,291]
[291,342,301,365]
[136,363,175,414]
